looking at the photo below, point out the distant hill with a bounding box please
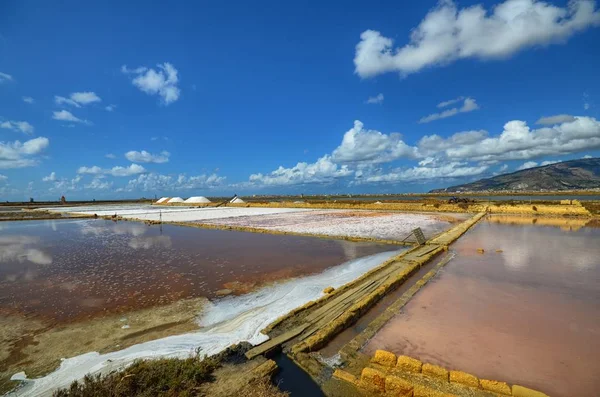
[430,158,600,193]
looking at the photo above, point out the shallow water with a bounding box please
[0,219,394,323]
[363,216,600,397]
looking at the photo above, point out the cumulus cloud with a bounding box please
[354,0,600,78]
[125,150,170,163]
[55,92,101,107]
[359,161,489,183]
[52,110,89,124]
[0,137,50,169]
[418,97,479,123]
[583,154,592,158]
[0,72,13,83]
[536,114,576,125]
[249,155,352,186]
[122,63,181,105]
[22,97,34,104]
[105,104,116,112]
[85,178,113,190]
[541,159,560,166]
[123,172,225,192]
[440,116,600,161]
[0,120,34,134]
[105,153,116,159]
[77,163,146,177]
[42,172,57,182]
[517,161,539,170]
[331,120,417,164]
[0,174,7,182]
[365,93,384,104]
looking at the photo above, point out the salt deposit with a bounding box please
[203,210,459,241]
[156,197,170,203]
[230,197,245,204]
[167,197,185,203]
[184,196,211,204]
[12,250,402,396]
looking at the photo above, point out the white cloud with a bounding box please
[123,63,181,105]
[85,178,113,190]
[249,155,352,186]
[0,120,34,134]
[105,104,116,112]
[536,114,576,125]
[0,137,50,169]
[331,120,417,164]
[584,102,590,110]
[55,92,101,107]
[365,93,384,104]
[517,161,539,170]
[418,97,479,123]
[42,172,57,182]
[583,154,592,158]
[354,0,600,78]
[440,116,600,161]
[0,72,13,83]
[124,172,225,192]
[541,159,560,166]
[22,96,35,104]
[105,153,116,159]
[0,174,7,182]
[125,150,170,163]
[360,161,489,183]
[77,163,146,177]
[437,96,464,108]
[52,110,89,124]
[499,164,509,172]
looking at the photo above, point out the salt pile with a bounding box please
[184,196,211,204]
[167,197,185,203]
[230,197,245,204]
[156,197,170,204]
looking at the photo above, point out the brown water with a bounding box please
[0,219,394,324]
[363,215,600,397]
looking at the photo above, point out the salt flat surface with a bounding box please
[43,205,314,222]
[12,250,402,397]
[202,210,454,241]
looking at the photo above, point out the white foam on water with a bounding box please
[11,249,402,397]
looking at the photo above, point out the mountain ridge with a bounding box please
[430,158,600,193]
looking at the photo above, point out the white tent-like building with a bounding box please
[184,196,211,204]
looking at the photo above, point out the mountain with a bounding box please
[430,158,600,193]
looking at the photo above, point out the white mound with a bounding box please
[156,197,170,203]
[185,196,211,203]
[167,197,185,203]
[230,197,245,204]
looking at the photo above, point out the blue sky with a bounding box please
[1,0,599,200]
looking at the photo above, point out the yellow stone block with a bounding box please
[396,356,423,373]
[332,369,358,385]
[480,379,511,395]
[512,384,550,397]
[449,370,478,388]
[422,363,448,381]
[385,375,413,396]
[323,286,335,294]
[360,367,386,393]
[372,350,397,367]
[477,248,485,254]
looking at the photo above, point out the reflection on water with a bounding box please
[0,219,394,323]
[363,218,600,397]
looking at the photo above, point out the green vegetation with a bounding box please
[51,346,288,397]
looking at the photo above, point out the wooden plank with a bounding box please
[245,324,309,359]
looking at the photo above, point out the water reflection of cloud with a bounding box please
[0,235,53,265]
[79,221,147,237]
[128,236,172,250]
